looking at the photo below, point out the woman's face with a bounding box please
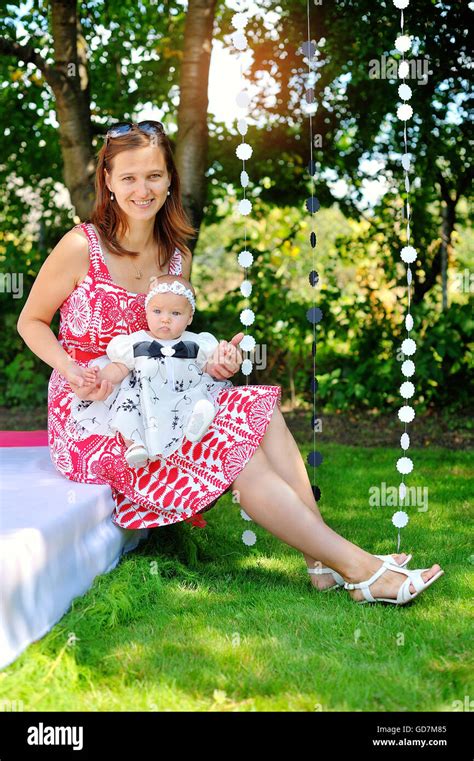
[146,291,193,340]
[105,145,171,219]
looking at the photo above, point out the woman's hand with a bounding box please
[207,332,244,380]
[62,360,94,390]
[62,361,115,401]
[69,375,116,401]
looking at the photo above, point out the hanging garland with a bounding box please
[300,2,323,507]
[228,6,258,548]
[392,0,417,550]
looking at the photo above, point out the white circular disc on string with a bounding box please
[392,510,409,528]
[407,267,413,285]
[398,61,410,78]
[232,31,247,51]
[236,91,250,108]
[393,0,410,9]
[399,482,407,501]
[236,142,253,160]
[402,338,416,356]
[400,432,410,450]
[242,529,257,546]
[397,456,413,474]
[395,35,412,53]
[401,154,411,171]
[398,405,415,423]
[401,359,415,376]
[240,170,249,187]
[237,118,248,136]
[238,250,253,268]
[232,12,248,29]
[401,245,417,263]
[398,83,412,100]
[240,308,255,326]
[400,381,415,398]
[241,358,253,375]
[238,198,252,215]
[240,334,256,351]
[397,104,414,121]
[240,279,252,297]
[240,508,252,521]
[405,314,414,331]
[405,176,411,192]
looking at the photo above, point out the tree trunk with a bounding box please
[175,0,217,254]
[413,173,456,306]
[50,1,96,220]
[440,198,456,311]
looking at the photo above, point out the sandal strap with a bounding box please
[344,559,392,592]
[127,442,146,453]
[397,569,426,603]
[344,560,410,601]
[307,566,344,586]
[345,562,431,604]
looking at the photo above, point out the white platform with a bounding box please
[0,446,149,669]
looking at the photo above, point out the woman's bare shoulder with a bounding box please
[48,227,91,286]
[68,227,89,248]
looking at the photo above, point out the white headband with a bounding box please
[145,280,196,314]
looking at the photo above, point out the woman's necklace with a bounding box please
[129,248,161,280]
[130,259,142,280]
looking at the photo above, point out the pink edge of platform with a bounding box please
[0,430,49,447]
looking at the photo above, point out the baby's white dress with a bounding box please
[70,329,232,459]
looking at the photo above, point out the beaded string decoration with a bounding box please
[299,3,324,515]
[392,0,418,550]
[229,6,259,548]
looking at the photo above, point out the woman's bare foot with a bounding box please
[308,553,410,591]
[345,560,443,603]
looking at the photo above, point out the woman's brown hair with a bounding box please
[87,125,198,270]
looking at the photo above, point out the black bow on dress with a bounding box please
[133,339,200,359]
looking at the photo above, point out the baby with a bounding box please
[71,274,233,468]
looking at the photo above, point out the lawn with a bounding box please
[0,440,472,712]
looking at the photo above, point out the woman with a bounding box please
[17,120,443,606]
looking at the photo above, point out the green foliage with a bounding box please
[1,1,471,414]
[191,203,473,414]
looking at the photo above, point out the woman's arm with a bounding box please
[17,229,90,379]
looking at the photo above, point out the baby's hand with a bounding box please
[84,365,102,387]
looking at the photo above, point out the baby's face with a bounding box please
[146,292,193,339]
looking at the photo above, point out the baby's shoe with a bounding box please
[185,400,216,442]
[125,442,149,468]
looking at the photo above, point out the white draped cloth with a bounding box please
[0,445,149,669]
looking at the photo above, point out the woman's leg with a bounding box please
[231,445,441,602]
[258,406,408,588]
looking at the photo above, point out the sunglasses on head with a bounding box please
[105,120,165,141]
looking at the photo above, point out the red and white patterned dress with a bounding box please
[48,222,281,530]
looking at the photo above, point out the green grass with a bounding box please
[1,443,472,712]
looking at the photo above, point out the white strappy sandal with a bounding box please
[307,553,413,590]
[344,559,444,605]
